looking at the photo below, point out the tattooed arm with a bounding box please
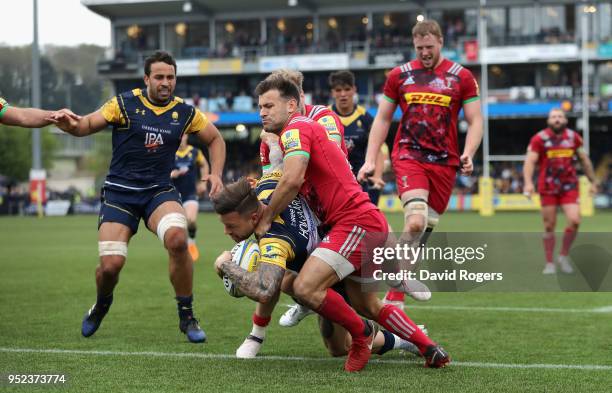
[215,251,285,303]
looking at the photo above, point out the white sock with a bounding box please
[392,333,403,349]
[251,324,267,339]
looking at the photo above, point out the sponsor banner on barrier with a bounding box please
[259,53,349,72]
[176,59,243,76]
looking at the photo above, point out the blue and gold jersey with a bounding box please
[0,97,9,119]
[330,104,373,176]
[100,88,208,190]
[173,145,205,197]
[256,171,320,273]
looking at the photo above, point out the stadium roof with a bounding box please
[82,0,575,19]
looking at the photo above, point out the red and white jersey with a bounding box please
[528,128,583,195]
[260,104,347,170]
[278,113,376,226]
[383,58,479,167]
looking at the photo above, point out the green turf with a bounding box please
[1,212,611,393]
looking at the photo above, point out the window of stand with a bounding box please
[165,22,210,59]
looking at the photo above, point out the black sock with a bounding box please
[377,330,395,355]
[96,293,113,312]
[176,295,194,320]
[362,319,372,337]
[188,224,197,240]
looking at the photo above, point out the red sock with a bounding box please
[317,288,367,341]
[252,313,271,327]
[560,228,577,256]
[385,288,405,302]
[377,304,434,353]
[543,233,555,263]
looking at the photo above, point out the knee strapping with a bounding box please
[98,241,128,257]
[156,213,187,244]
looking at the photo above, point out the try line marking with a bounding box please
[283,303,612,314]
[1,347,610,371]
[392,305,612,314]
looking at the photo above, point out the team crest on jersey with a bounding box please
[0,97,7,110]
[171,111,180,125]
[281,129,302,152]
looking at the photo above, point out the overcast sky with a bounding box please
[2,0,110,47]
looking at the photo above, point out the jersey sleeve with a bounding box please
[99,96,124,125]
[280,123,312,160]
[460,68,480,104]
[527,134,543,155]
[317,113,343,145]
[0,97,10,119]
[382,67,402,104]
[574,132,583,152]
[186,109,209,134]
[258,237,295,269]
[260,140,271,169]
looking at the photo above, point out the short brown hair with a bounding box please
[329,70,355,89]
[212,177,259,216]
[254,77,301,106]
[412,20,443,40]
[268,69,304,90]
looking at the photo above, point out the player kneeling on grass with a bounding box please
[212,177,432,365]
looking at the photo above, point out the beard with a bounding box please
[549,123,565,134]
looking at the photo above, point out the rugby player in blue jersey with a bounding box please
[53,51,225,343]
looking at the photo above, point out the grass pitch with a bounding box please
[0,212,611,393]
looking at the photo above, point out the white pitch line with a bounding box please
[404,305,612,314]
[1,347,611,371]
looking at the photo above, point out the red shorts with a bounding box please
[312,209,388,280]
[540,190,579,206]
[392,159,456,214]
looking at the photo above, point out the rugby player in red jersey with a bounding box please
[253,77,449,371]
[260,69,346,175]
[357,19,483,305]
[523,108,597,274]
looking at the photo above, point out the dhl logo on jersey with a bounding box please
[546,149,574,159]
[404,93,451,107]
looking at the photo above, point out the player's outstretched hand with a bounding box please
[590,181,599,196]
[459,154,473,176]
[523,183,534,199]
[203,174,223,198]
[357,161,375,183]
[254,205,272,240]
[214,251,232,278]
[47,108,81,131]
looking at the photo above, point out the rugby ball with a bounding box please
[223,239,260,298]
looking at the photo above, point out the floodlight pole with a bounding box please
[32,0,42,170]
[479,0,490,178]
[581,6,590,155]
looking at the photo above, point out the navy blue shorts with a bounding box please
[98,185,181,234]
